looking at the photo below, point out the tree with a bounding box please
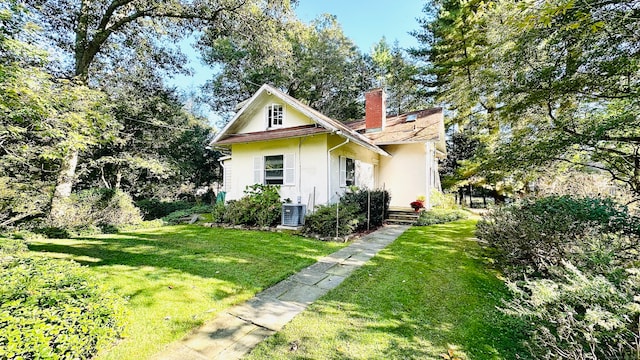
[413,0,640,199]
[202,14,372,121]
[78,77,218,199]
[0,2,116,226]
[369,38,430,115]
[484,0,640,197]
[22,0,295,220]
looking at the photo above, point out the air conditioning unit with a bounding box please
[281,204,306,227]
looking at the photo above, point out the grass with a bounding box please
[246,219,531,360]
[26,225,345,360]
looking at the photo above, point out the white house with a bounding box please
[209,84,446,209]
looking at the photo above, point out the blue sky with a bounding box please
[168,0,427,117]
[295,0,425,51]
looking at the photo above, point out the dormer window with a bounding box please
[267,104,283,128]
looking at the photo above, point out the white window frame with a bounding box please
[266,104,284,128]
[264,155,284,185]
[339,156,356,187]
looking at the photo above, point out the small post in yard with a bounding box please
[381,183,386,222]
[367,189,371,230]
[335,198,340,239]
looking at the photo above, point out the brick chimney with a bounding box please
[365,88,386,132]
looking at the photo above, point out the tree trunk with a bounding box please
[468,184,472,208]
[50,149,79,223]
[115,168,122,189]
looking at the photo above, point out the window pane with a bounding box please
[268,105,283,127]
[265,155,283,169]
[346,158,355,186]
[264,155,283,184]
[265,170,283,178]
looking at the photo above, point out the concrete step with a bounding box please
[388,214,419,220]
[386,218,417,225]
[386,209,420,225]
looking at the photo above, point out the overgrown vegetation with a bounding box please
[477,195,640,278]
[477,195,640,359]
[135,199,194,220]
[303,189,390,237]
[46,188,143,233]
[0,239,126,359]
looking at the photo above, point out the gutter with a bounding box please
[327,134,350,204]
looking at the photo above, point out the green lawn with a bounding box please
[26,225,345,360]
[246,220,530,360]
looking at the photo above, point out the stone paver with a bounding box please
[154,224,409,360]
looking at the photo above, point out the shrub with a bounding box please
[0,238,28,253]
[0,246,126,359]
[304,203,363,238]
[341,189,390,229]
[416,209,468,226]
[47,188,142,233]
[430,190,458,210]
[504,261,640,360]
[220,184,283,227]
[162,204,214,225]
[476,195,640,278]
[480,195,640,359]
[135,199,193,220]
[211,202,226,223]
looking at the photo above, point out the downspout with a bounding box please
[219,160,227,194]
[327,134,349,204]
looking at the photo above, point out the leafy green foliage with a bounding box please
[203,14,371,121]
[416,209,468,226]
[505,263,640,360]
[369,38,430,114]
[46,188,142,233]
[341,189,390,230]
[303,203,362,238]
[413,0,640,197]
[478,196,640,358]
[220,185,283,227]
[135,199,193,220]
[477,196,640,278]
[0,243,126,359]
[27,225,345,359]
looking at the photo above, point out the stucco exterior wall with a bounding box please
[235,97,315,134]
[227,134,329,208]
[327,134,380,203]
[378,143,431,209]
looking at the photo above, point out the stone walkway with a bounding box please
[154,224,410,360]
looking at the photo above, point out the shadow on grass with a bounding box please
[27,225,338,289]
[249,220,531,360]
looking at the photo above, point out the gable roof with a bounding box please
[346,108,446,153]
[210,84,390,156]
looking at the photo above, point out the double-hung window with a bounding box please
[264,155,284,184]
[267,104,283,128]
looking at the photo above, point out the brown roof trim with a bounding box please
[214,125,328,145]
